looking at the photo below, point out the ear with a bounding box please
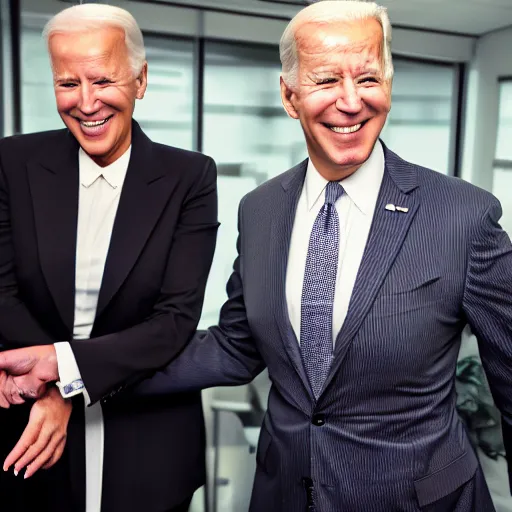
[135,61,148,100]
[280,77,300,120]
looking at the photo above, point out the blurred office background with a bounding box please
[1,0,511,510]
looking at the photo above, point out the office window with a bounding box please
[133,35,195,150]
[199,47,459,326]
[199,41,306,327]
[21,24,62,133]
[493,80,512,236]
[381,59,456,174]
[20,17,195,148]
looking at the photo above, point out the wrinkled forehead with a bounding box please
[49,26,127,62]
[295,19,384,70]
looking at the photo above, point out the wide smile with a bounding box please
[324,120,367,134]
[76,115,114,137]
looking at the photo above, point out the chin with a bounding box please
[330,148,372,169]
[81,143,113,162]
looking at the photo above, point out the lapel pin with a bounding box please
[385,203,408,213]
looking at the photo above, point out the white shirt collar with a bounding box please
[79,146,132,189]
[305,140,385,215]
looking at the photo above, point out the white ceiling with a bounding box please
[161,0,512,36]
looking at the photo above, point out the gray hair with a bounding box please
[280,0,393,87]
[43,4,146,77]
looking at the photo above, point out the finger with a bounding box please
[24,435,63,479]
[13,376,45,400]
[12,429,52,476]
[0,372,11,409]
[0,391,10,409]
[3,416,43,471]
[6,378,26,406]
[41,438,66,470]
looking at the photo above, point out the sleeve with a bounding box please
[0,142,54,347]
[134,196,266,397]
[54,341,89,404]
[69,157,220,404]
[462,196,512,490]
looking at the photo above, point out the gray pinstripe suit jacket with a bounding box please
[137,144,512,511]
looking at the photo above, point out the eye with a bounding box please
[359,77,379,84]
[316,78,337,85]
[59,83,76,88]
[94,79,111,86]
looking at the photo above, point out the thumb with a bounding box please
[0,352,14,372]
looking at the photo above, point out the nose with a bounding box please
[335,81,363,115]
[78,83,99,115]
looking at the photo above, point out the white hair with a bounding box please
[280,0,393,86]
[43,4,146,77]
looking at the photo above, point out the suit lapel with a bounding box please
[321,147,421,396]
[270,160,313,399]
[27,130,79,334]
[95,121,178,318]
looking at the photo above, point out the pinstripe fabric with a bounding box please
[243,146,506,511]
[136,142,512,511]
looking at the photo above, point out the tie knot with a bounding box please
[325,181,343,206]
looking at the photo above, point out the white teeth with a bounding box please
[81,118,109,127]
[330,123,362,134]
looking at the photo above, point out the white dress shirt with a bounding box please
[54,146,131,512]
[286,141,384,345]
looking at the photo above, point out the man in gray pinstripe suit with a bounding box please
[136,1,511,511]
[15,0,511,510]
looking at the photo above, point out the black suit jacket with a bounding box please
[0,121,218,512]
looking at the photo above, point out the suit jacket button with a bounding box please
[302,477,313,489]
[312,414,325,426]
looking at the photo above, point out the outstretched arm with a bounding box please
[135,196,266,396]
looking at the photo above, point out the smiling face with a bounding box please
[49,27,147,167]
[281,18,391,181]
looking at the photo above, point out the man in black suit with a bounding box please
[0,4,217,512]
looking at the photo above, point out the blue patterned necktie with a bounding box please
[300,181,344,399]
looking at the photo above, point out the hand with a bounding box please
[0,370,25,408]
[0,345,59,400]
[3,386,72,479]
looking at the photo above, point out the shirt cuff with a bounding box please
[54,342,90,405]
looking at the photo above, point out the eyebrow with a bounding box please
[357,67,381,75]
[54,76,77,84]
[310,66,381,78]
[54,74,113,84]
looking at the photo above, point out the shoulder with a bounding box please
[418,167,498,220]
[0,129,69,159]
[151,142,214,169]
[241,160,307,210]
[149,142,217,187]
[386,147,498,220]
